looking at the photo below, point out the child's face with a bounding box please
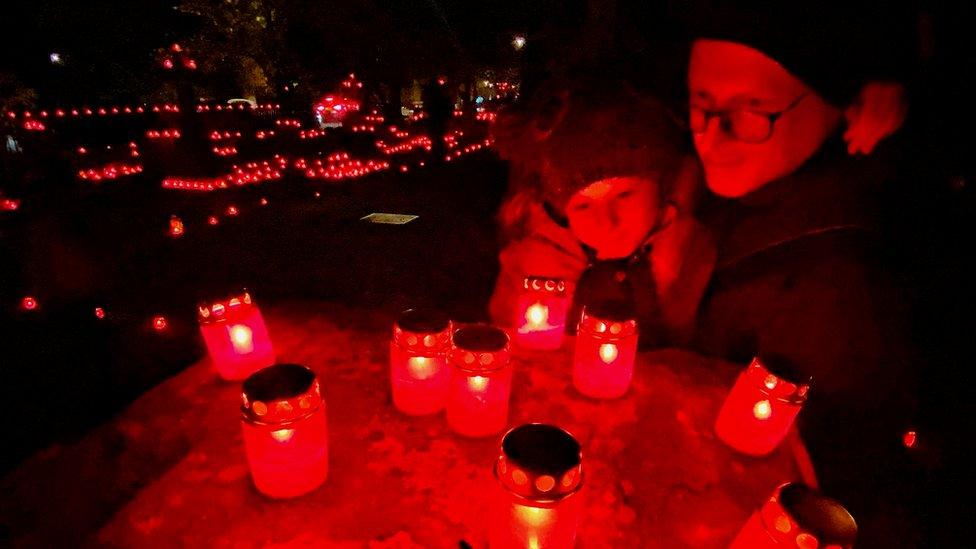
[566,176,663,259]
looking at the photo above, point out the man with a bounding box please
[687,4,921,546]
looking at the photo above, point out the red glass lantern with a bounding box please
[446,325,513,437]
[490,424,584,549]
[241,364,329,499]
[572,303,638,399]
[514,277,569,351]
[715,356,810,456]
[730,482,856,549]
[389,309,453,415]
[198,291,276,381]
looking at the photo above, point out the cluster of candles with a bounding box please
[376,135,433,155]
[6,103,175,120]
[389,310,513,436]
[77,163,144,181]
[195,103,280,113]
[69,280,846,546]
[444,139,494,162]
[145,129,182,139]
[297,154,390,181]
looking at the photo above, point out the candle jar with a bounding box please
[514,276,569,351]
[730,482,857,549]
[446,324,513,437]
[572,302,639,399]
[389,308,452,415]
[241,364,329,499]
[198,290,276,381]
[490,424,584,549]
[715,356,810,456]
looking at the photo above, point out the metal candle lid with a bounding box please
[749,356,811,404]
[241,364,322,424]
[523,276,568,296]
[393,308,452,352]
[198,289,255,324]
[579,302,638,338]
[495,424,583,503]
[450,324,511,373]
[762,482,857,547]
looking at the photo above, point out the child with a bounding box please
[490,79,715,348]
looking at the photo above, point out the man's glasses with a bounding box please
[689,93,808,144]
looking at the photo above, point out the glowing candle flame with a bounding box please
[753,399,772,420]
[525,303,548,327]
[229,324,254,354]
[516,504,552,527]
[599,343,618,364]
[270,428,294,442]
[407,357,435,380]
[469,376,489,391]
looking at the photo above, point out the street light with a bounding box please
[512,35,526,51]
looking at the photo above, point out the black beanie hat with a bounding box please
[687,1,915,107]
[539,80,685,213]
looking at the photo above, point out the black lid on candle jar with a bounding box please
[453,324,509,352]
[241,364,322,424]
[756,353,811,387]
[197,288,255,323]
[496,423,583,501]
[584,299,636,322]
[780,483,857,545]
[396,308,450,334]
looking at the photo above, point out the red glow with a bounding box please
[446,326,513,437]
[715,357,809,456]
[514,277,569,350]
[94,307,106,319]
[241,365,329,498]
[169,216,184,237]
[207,216,219,226]
[572,308,638,399]
[1,198,20,211]
[226,205,239,216]
[199,293,275,380]
[389,313,452,415]
[730,483,855,549]
[259,197,269,206]
[153,316,168,331]
[77,163,144,181]
[21,296,38,311]
[162,58,174,69]
[903,430,917,449]
[23,120,46,131]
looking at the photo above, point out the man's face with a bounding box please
[566,176,662,260]
[688,40,842,198]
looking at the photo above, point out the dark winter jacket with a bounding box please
[695,140,920,546]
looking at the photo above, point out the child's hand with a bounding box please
[844,82,908,156]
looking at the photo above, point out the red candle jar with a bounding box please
[389,309,453,415]
[730,482,857,549]
[514,276,570,351]
[446,324,513,437]
[490,424,584,548]
[715,356,810,456]
[572,303,639,399]
[198,290,276,381]
[241,364,329,499]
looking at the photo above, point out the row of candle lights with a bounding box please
[192,283,852,547]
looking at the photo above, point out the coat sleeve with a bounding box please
[751,238,921,546]
[651,216,718,346]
